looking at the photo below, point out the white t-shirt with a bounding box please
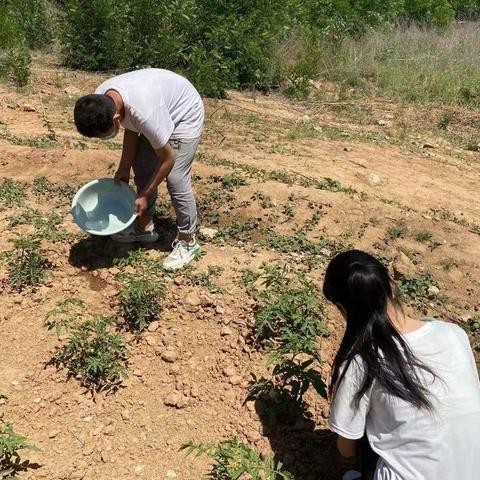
[329,320,480,480]
[95,69,204,148]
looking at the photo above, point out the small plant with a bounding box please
[45,300,129,392]
[242,263,328,420]
[0,179,27,208]
[441,257,458,272]
[0,423,39,479]
[8,209,66,242]
[438,112,454,130]
[177,265,225,294]
[5,235,48,290]
[415,231,433,243]
[251,191,274,209]
[281,202,295,222]
[397,273,441,309]
[118,275,164,331]
[387,219,407,240]
[32,176,76,203]
[44,298,85,336]
[181,439,293,480]
[464,315,480,335]
[219,173,248,190]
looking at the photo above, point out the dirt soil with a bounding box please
[0,55,479,480]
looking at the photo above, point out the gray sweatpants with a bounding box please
[133,135,200,236]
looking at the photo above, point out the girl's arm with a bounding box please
[337,436,357,458]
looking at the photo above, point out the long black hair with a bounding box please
[323,249,435,410]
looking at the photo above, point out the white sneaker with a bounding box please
[343,471,361,480]
[111,222,159,244]
[163,238,201,270]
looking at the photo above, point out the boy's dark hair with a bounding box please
[74,94,116,137]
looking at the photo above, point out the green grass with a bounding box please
[319,22,480,107]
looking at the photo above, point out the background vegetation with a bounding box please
[1,1,480,99]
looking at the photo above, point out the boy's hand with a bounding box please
[114,168,130,185]
[134,195,148,217]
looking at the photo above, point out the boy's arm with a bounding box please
[134,143,175,216]
[114,129,139,183]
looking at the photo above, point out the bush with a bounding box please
[62,0,133,70]
[7,0,55,49]
[0,8,31,87]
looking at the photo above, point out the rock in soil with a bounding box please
[147,321,160,332]
[199,227,218,239]
[161,350,179,363]
[368,172,382,187]
[392,251,416,279]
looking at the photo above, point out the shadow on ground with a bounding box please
[254,397,353,480]
[68,216,177,270]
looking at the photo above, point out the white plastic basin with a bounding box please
[71,178,136,236]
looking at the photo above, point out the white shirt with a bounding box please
[329,320,480,480]
[95,69,204,148]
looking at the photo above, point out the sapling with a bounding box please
[45,299,129,392]
[118,275,165,331]
[0,423,38,479]
[5,234,48,290]
[181,439,293,480]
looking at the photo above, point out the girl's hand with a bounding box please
[134,195,148,217]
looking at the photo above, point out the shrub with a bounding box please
[45,301,129,392]
[62,0,133,70]
[118,275,164,331]
[0,424,39,478]
[387,219,408,240]
[181,439,293,480]
[7,0,55,49]
[0,9,31,87]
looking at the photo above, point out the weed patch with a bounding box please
[32,176,76,203]
[198,154,362,197]
[172,266,225,294]
[9,209,68,242]
[0,178,27,208]
[397,273,442,311]
[387,219,408,240]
